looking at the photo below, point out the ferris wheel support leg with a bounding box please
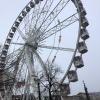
[22,74,29,100]
[25,46,38,98]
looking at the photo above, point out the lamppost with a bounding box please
[83,81,91,100]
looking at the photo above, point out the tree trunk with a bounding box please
[38,82,41,100]
[49,81,52,100]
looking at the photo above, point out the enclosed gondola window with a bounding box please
[26,6,31,12]
[81,17,89,28]
[74,56,84,68]
[2,49,8,56]
[34,0,39,4]
[81,29,89,40]
[30,1,35,8]
[11,27,16,33]
[77,0,83,7]
[78,41,88,54]
[68,70,78,82]
[6,38,11,44]
[4,44,9,50]
[60,83,70,95]
[18,16,23,22]
[9,32,14,38]
[80,7,87,16]
[15,21,20,27]
[22,11,27,17]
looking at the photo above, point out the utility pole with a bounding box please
[83,81,91,100]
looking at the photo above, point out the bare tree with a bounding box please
[40,61,62,100]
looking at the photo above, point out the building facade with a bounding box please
[62,92,100,100]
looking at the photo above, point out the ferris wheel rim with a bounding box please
[0,0,79,86]
[0,0,79,75]
[0,0,89,97]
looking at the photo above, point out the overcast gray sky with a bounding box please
[0,0,100,95]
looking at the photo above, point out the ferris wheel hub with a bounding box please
[25,42,38,50]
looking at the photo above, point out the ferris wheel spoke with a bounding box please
[17,28,27,41]
[5,47,25,74]
[10,42,24,46]
[2,50,25,93]
[38,45,75,52]
[6,47,24,62]
[37,0,70,32]
[34,0,53,29]
[5,56,25,79]
[39,13,78,41]
[10,48,24,74]
[33,50,48,76]
[29,3,42,31]
[23,13,30,34]
[33,2,42,28]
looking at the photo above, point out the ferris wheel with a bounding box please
[0,0,89,99]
